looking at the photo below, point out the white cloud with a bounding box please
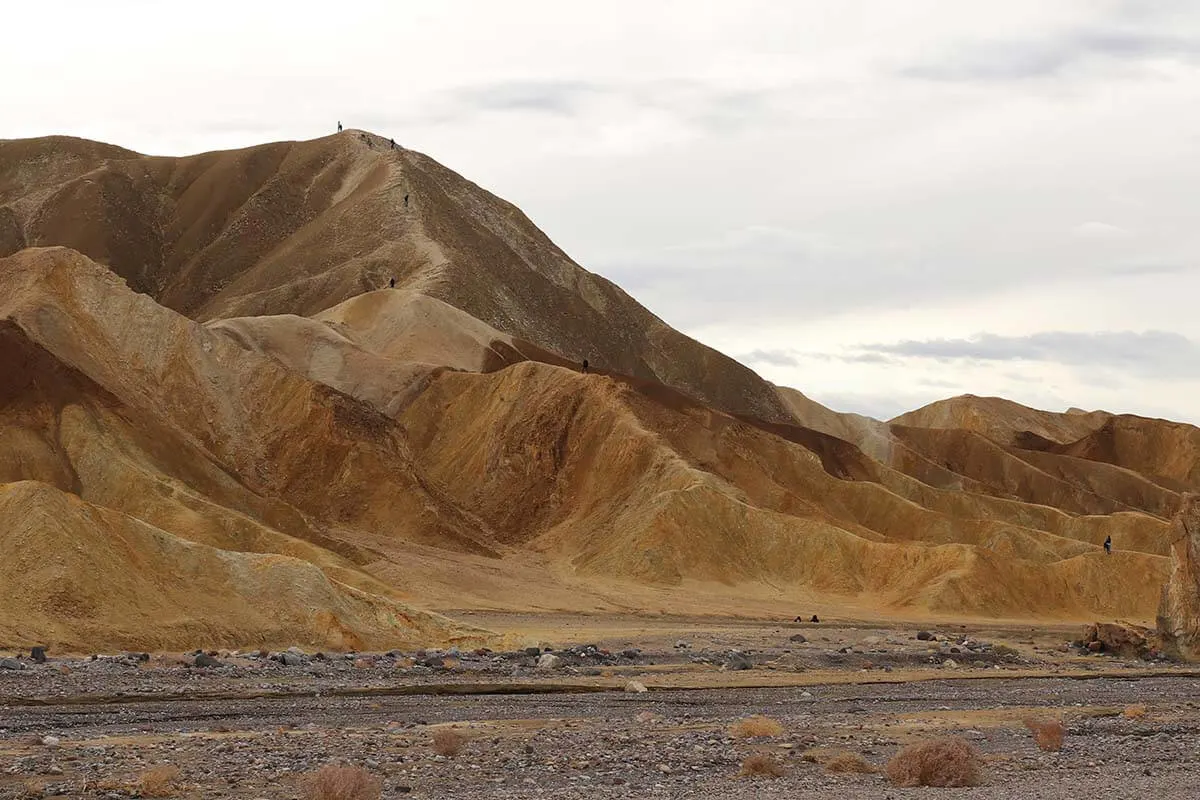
[3,0,1200,424]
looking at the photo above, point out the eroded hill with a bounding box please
[0,132,1191,649]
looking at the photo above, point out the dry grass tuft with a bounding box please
[737,753,786,779]
[302,764,381,800]
[1022,717,1065,752]
[431,728,466,757]
[138,765,182,797]
[729,715,785,739]
[824,751,878,774]
[885,737,983,787]
[1123,704,1147,719]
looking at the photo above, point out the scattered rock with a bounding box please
[41,736,60,748]
[524,647,542,657]
[789,634,807,644]
[1082,622,1150,659]
[625,681,648,693]
[916,631,935,641]
[0,658,25,670]
[30,646,47,663]
[536,653,562,670]
[942,658,959,669]
[193,653,221,668]
[277,652,306,667]
[723,652,753,671]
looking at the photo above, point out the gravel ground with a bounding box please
[3,664,1200,797]
[0,622,1195,798]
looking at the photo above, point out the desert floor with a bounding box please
[2,613,1198,799]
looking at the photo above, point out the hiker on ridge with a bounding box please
[1104,535,1112,555]
[337,121,343,132]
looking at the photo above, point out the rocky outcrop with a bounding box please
[1080,622,1150,659]
[1157,494,1200,659]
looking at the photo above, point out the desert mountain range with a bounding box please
[1,131,1193,651]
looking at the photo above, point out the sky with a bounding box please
[3,0,1199,422]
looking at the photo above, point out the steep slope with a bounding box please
[0,132,790,422]
[0,247,497,648]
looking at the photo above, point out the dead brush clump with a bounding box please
[1123,704,1148,719]
[885,737,983,787]
[824,750,878,774]
[137,765,182,797]
[729,715,785,739]
[1022,717,1065,752]
[302,764,381,800]
[431,728,466,757]
[736,753,787,779]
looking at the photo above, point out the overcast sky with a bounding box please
[3,1,1199,423]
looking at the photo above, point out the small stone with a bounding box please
[536,653,562,670]
[41,736,60,748]
[723,653,752,671]
[30,646,47,663]
[789,634,807,644]
[0,658,25,670]
[916,631,935,641]
[942,658,959,669]
[193,654,221,668]
[524,647,542,657]
[625,681,648,693]
[674,640,690,649]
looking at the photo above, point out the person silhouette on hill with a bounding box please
[337,121,342,132]
[581,358,589,374]
[389,277,395,288]
[1104,535,1112,555]
[390,138,396,149]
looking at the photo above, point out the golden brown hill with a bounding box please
[0,132,789,422]
[0,481,479,652]
[0,247,493,649]
[892,394,1111,445]
[1,134,1194,644]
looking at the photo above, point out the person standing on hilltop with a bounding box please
[337,121,342,132]
[1104,535,1112,555]
[390,138,396,149]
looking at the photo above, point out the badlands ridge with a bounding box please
[0,131,1194,651]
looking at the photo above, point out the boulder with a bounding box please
[536,653,562,670]
[723,652,753,671]
[30,646,46,663]
[788,634,807,644]
[1158,494,1200,660]
[1081,622,1150,659]
[625,680,648,693]
[193,653,221,668]
[916,631,935,641]
[0,657,24,670]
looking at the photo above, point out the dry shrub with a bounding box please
[431,728,465,757]
[824,751,877,774]
[1022,717,1064,752]
[302,764,381,800]
[737,753,786,779]
[885,737,982,787]
[729,715,785,739]
[138,765,182,797]
[1123,704,1147,719]
[20,778,45,799]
